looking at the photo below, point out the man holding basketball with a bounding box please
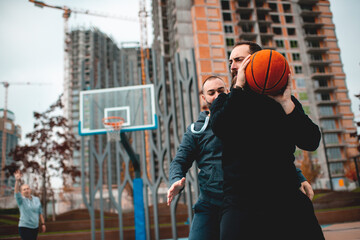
[210,42,324,239]
[167,54,316,239]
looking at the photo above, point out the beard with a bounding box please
[206,100,212,109]
[231,70,237,88]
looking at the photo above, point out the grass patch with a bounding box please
[352,187,360,193]
[315,205,360,213]
[0,218,18,225]
[312,193,328,201]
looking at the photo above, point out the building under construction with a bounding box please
[152,0,359,190]
[0,109,21,196]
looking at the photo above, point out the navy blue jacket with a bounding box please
[169,110,307,206]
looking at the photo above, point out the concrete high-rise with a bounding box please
[0,109,21,196]
[63,28,143,168]
[152,0,359,189]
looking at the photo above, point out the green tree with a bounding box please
[3,95,80,217]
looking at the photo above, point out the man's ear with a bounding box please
[201,94,206,102]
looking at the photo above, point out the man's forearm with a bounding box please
[14,180,20,193]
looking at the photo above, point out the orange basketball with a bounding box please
[245,49,290,95]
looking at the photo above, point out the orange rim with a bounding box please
[102,116,125,127]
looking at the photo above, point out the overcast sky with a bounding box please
[0,0,359,144]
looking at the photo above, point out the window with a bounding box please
[242,25,252,32]
[285,15,293,23]
[260,25,268,33]
[305,28,318,35]
[290,40,298,48]
[226,38,234,46]
[329,162,344,175]
[280,52,286,58]
[283,4,291,13]
[294,66,302,74]
[221,0,230,10]
[271,15,280,23]
[273,27,282,35]
[327,148,342,160]
[308,41,320,48]
[275,40,284,48]
[324,133,339,144]
[317,93,330,101]
[303,16,316,23]
[317,79,328,87]
[299,92,308,101]
[269,3,277,11]
[311,54,323,61]
[296,78,306,87]
[240,13,251,20]
[238,1,248,7]
[222,12,232,21]
[292,53,300,61]
[287,28,296,35]
[224,25,233,33]
[321,120,336,130]
[319,106,333,116]
[312,66,325,73]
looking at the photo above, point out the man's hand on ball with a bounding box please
[268,73,294,114]
[235,54,251,88]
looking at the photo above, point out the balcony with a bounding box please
[304,33,326,41]
[324,142,347,148]
[307,46,330,53]
[238,19,256,25]
[311,72,334,79]
[319,113,343,120]
[260,31,274,39]
[302,21,324,28]
[298,0,319,4]
[236,7,253,14]
[256,5,271,13]
[300,7,321,17]
[316,99,339,106]
[322,128,345,134]
[239,31,257,38]
[258,17,272,25]
[309,59,332,66]
[314,85,337,93]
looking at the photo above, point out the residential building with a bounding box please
[152,0,359,190]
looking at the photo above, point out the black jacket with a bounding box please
[210,88,321,200]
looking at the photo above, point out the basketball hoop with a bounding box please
[102,116,125,141]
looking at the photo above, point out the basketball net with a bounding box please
[102,117,125,142]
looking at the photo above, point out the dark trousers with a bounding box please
[220,190,325,240]
[18,227,39,240]
[188,199,221,240]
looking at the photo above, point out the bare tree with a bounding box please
[3,95,80,218]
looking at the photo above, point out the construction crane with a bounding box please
[139,0,149,85]
[28,0,152,177]
[29,0,149,84]
[0,81,50,195]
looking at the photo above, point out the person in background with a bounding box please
[14,170,46,240]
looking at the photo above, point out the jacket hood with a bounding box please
[191,111,210,133]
